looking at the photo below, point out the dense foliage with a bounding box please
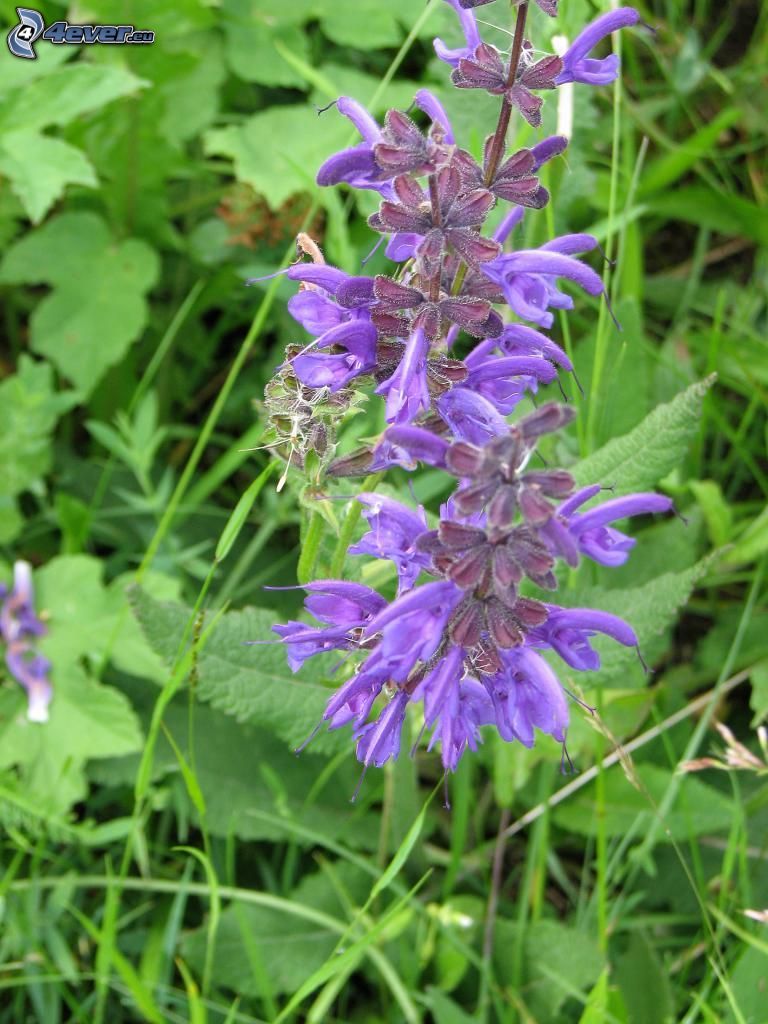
[0,1,766,1021]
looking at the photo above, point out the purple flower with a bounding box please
[481,235,603,328]
[542,488,674,567]
[376,327,431,423]
[556,8,641,87]
[363,579,464,682]
[316,97,392,195]
[463,352,558,414]
[0,561,52,723]
[291,320,378,391]
[434,0,482,67]
[483,646,569,746]
[370,425,451,472]
[272,581,387,671]
[349,493,430,592]
[437,387,510,445]
[533,606,638,671]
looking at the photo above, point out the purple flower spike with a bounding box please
[355,690,410,767]
[566,492,674,566]
[349,493,431,592]
[536,606,638,671]
[272,580,386,671]
[5,648,52,723]
[434,0,482,67]
[541,488,674,567]
[316,97,394,195]
[465,355,557,415]
[376,327,431,424]
[556,8,641,87]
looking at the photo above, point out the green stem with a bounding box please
[329,472,382,578]
[297,511,325,584]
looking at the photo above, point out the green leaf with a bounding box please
[646,186,768,247]
[0,664,143,814]
[552,763,735,841]
[749,660,768,726]
[318,0,404,50]
[493,919,604,1019]
[0,212,158,396]
[616,931,675,1024]
[573,376,716,494]
[0,356,77,541]
[723,505,768,567]
[0,63,148,134]
[216,462,278,562]
[689,480,732,548]
[222,11,311,87]
[0,131,97,223]
[561,559,711,688]
[182,865,370,996]
[34,555,179,685]
[130,588,343,752]
[204,105,349,209]
[638,108,741,197]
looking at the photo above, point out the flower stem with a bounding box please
[483,1,529,187]
[451,1,529,298]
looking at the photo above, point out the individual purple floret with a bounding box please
[556,8,642,86]
[0,561,52,723]
[349,493,430,592]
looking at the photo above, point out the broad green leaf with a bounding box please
[572,377,715,494]
[204,105,349,209]
[725,946,768,1024]
[222,12,311,87]
[34,555,179,684]
[0,212,158,395]
[689,480,733,548]
[616,931,675,1024]
[0,131,97,223]
[0,356,77,541]
[559,558,712,688]
[182,865,370,996]
[723,505,768,566]
[0,664,142,814]
[424,988,477,1024]
[552,763,734,840]
[130,588,343,752]
[319,0,404,50]
[0,64,148,134]
[493,919,604,1019]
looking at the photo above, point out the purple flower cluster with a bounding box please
[275,409,671,774]
[259,0,662,780]
[0,562,52,723]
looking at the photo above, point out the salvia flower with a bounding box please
[274,410,673,778]
[0,561,52,723]
[257,0,661,786]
